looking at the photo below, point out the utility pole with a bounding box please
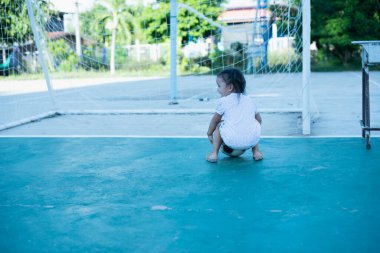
[75,1,82,57]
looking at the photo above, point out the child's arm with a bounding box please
[207,113,222,143]
[253,112,263,160]
[255,112,262,124]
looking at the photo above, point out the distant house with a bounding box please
[219,7,259,24]
[47,31,89,47]
[218,7,259,49]
[218,4,293,52]
[46,12,89,46]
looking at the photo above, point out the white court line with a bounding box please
[0,135,371,138]
[57,108,301,114]
[370,78,380,87]
[350,72,380,88]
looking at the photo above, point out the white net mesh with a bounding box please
[0,0,304,134]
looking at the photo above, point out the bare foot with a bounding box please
[206,152,218,163]
[253,150,263,161]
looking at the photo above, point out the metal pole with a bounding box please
[363,59,371,149]
[26,0,57,110]
[248,0,261,74]
[302,0,311,135]
[262,0,268,70]
[169,0,178,104]
[75,1,82,57]
[361,53,366,137]
[364,62,370,130]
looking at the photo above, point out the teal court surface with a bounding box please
[1,137,380,252]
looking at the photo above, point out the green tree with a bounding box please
[48,39,79,72]
[81,4,111,45]
[141,0,224,44]
[140,2,169,44]
[93,0,138,74]
[311,0,380,64]
[0,0,50,47]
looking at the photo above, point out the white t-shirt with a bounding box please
[215,93,261,150]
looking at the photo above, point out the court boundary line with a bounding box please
[351,72,380,87]
[0,135,375,138]
[0,109,302,132]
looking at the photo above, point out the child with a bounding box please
[206,68,263,163]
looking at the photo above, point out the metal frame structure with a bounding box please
[352,41,380,149]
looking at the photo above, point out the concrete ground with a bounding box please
[1,137,379,252]
[0,71,379,137]
[1,72,380,251]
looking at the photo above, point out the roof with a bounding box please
[47,31,70,40]
[218,8,269,24]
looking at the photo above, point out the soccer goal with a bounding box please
[0,0,310,135]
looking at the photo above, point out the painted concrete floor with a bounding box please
[1,137,379,252]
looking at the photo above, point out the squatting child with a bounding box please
[206,68,263,163]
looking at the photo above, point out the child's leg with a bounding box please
[252,143,263,161]
[207,126,223,162]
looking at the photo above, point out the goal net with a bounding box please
[0,0,309,135]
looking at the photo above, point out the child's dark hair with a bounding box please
[217,68,246,93]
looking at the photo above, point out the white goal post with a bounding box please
[0,0,311,135]
[302,0,311,134]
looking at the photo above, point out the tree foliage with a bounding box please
[80,4,111,44]
[141,0,224,44]
[0,0,50,46]
[177,0,223,44]
[1,0,379,70]
[140,1,170,44]
[311,0,380,64]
